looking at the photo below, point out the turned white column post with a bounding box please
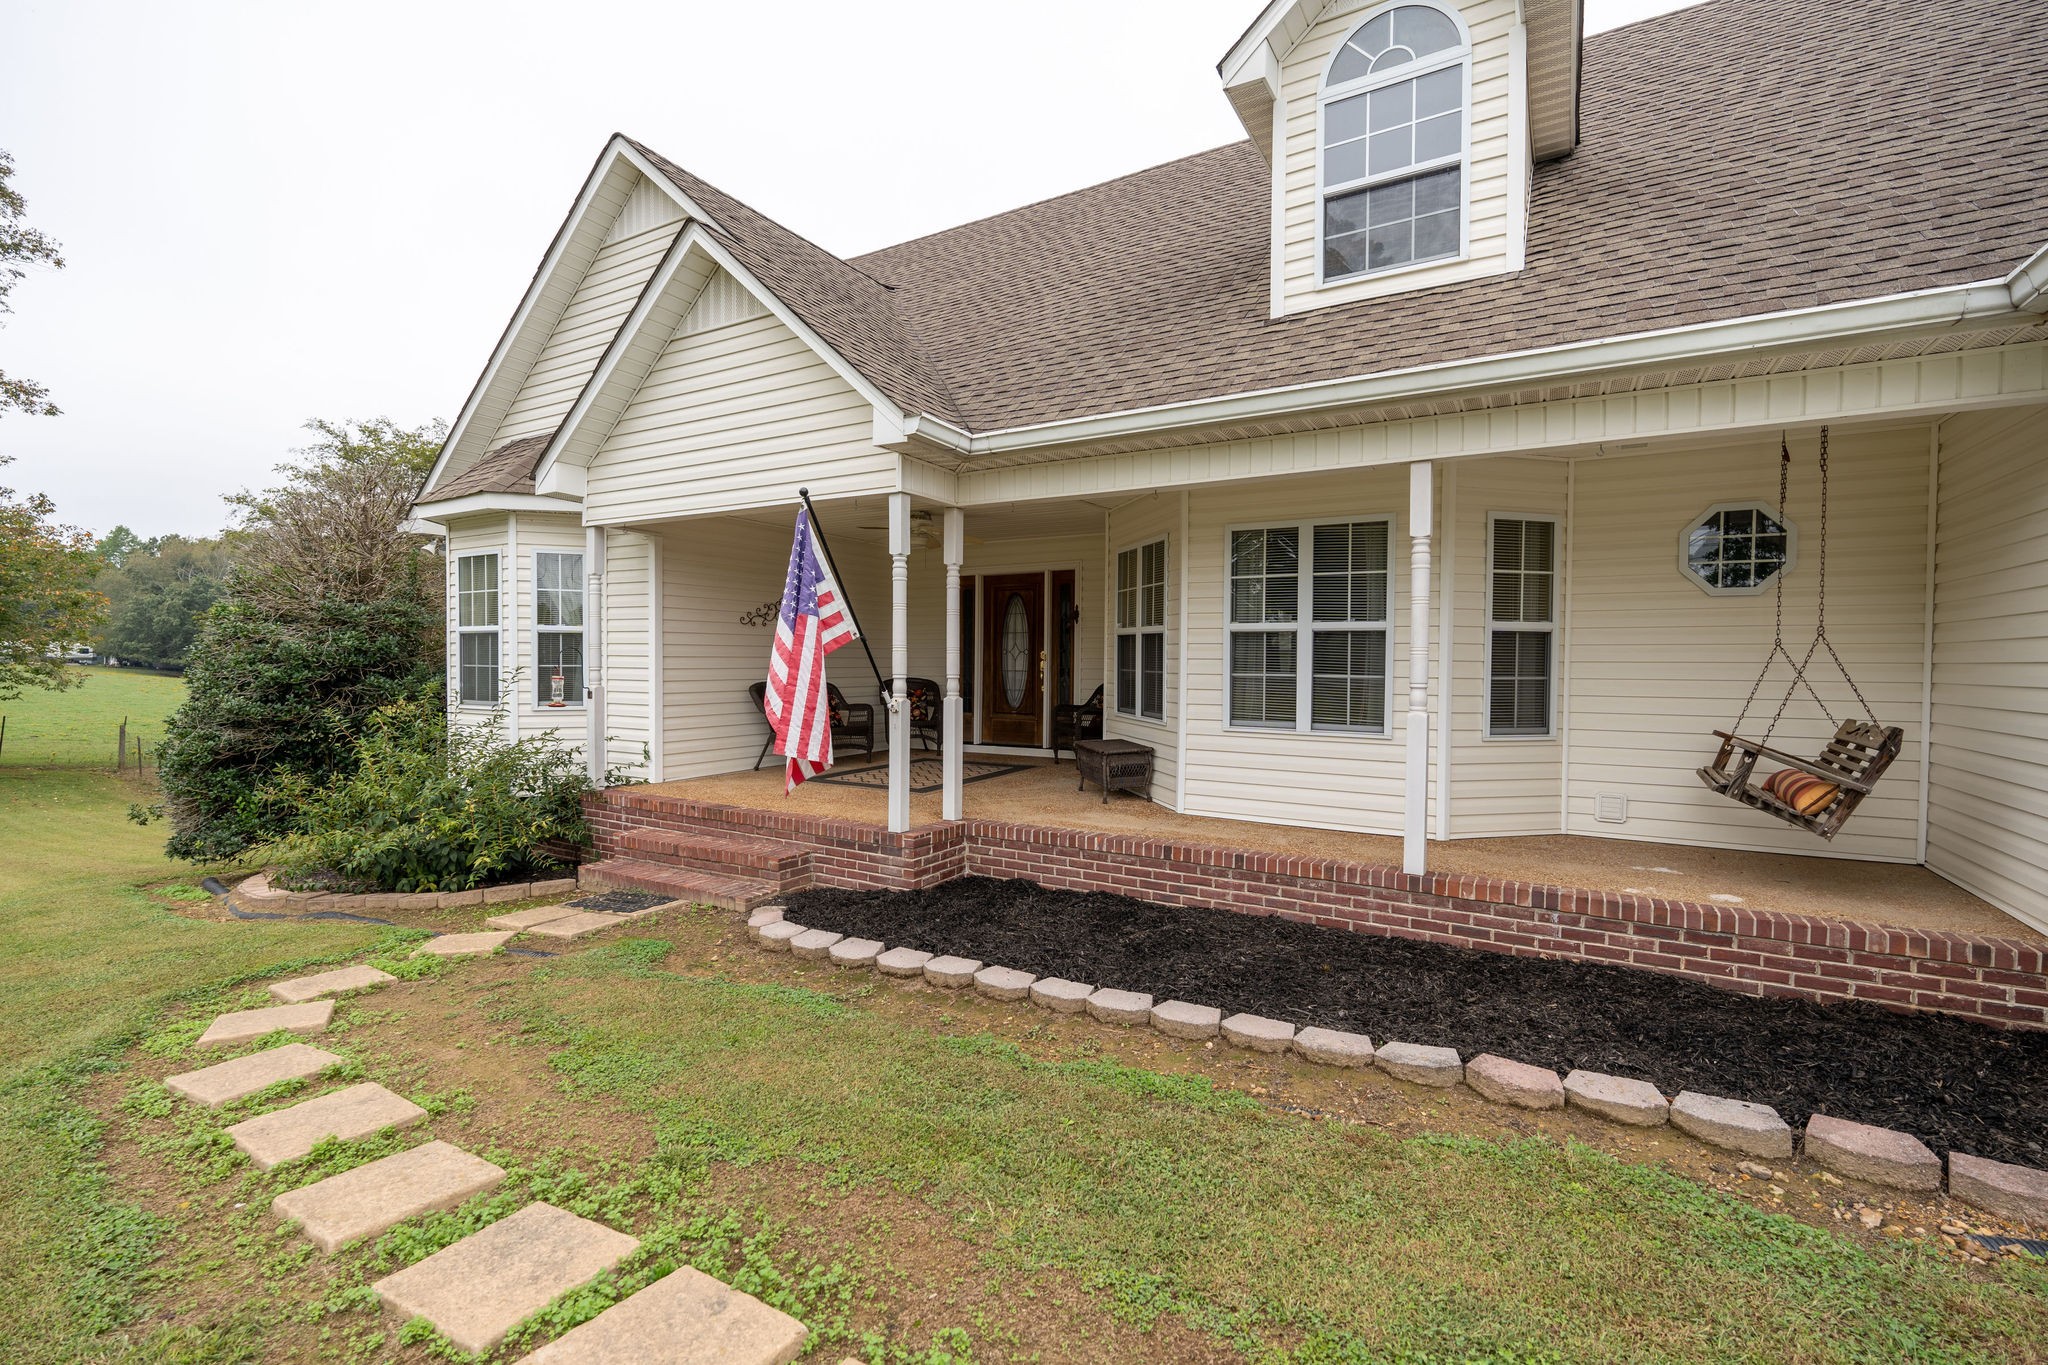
[584,524,607,787]
[1405,462,1433,876]
[942,507,965,820]
[887,493,912,833]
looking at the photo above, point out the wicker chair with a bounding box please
[890,677,943,751]
[1051,684,1105,763]
[749,680,875,769]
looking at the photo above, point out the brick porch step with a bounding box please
[577,858,782,910]
[616,828,810,886]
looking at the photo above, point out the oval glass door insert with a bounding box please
[1000,593,1030,707]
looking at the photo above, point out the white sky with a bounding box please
[0,0,1705,538]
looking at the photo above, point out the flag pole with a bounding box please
[797,488,890,705]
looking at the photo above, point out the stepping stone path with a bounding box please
[166,1043,344,1108]
[1564,1071,1669,1126]
[1803,1113,1942,1192]
[269,965,397,1003]
[1670,1091,1793,1159]
[225,1082,427,1170]
[198,1000,335,1047]
[1293,1027,1373,1067]
[416,930,516,958]
[488,904,589,932]
[517,1265,808,1365]
[1465,1054,1564,1110]
[1030,978,1093,1012]
[373,1201,640,1353]
[527,911,639,941]
[1376,1042,1462,1087]
[274,1140,506,1253]
[1220,1013,1294,1053]
[1150,1000,1222,1040]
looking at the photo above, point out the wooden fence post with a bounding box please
[118,717,128,772]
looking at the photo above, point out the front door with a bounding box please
[981,573,1044,746]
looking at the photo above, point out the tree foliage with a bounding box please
[157,418,445,860]
[0,148,65,419]
[94,531,229,671]
[0,454,105,699]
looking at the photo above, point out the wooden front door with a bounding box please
[981,573,1044,746]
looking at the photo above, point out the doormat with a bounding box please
[812,759,1030,794]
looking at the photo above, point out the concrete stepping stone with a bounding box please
[416,930,515,958]
[527,911,636,940]
[274,1140,507,1253]
[1030,978,1092,1013]
[923,955,982,988]
[488,904,585,931]
[1220,1013,1294,1053]
[1564,1070,1669,1126]
[746,907,785,942]
[373,1201,640,1353]
[1465,1054,1564,1110]
[756,921,806,953]
[789,929,844,961]
[1670,1091,1794,1159]
[1376,1041,1462,1087]
[1085,988,1153,1025]
[516,1265,806,1365]
[1802,1113,1942,1192]
[1150,1000,1222,1040]
[225,1082,428,1170]
[198,1000,335,1048]
[1947,1151,2048,1225]
[269,965,397,1004]
[827,937,883,968]
[1293,1027,1374,1067]
[875,947,932,977]
[973,966,1035,1001]
[165,1043,344,1108]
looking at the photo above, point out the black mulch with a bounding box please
[565,890,673,915]
[783,876,2048,1167]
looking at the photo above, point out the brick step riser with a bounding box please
[615,838,810,882]
[576,862,784,912]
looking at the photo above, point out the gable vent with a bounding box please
[680,268,768,335]
[603,176,685,244]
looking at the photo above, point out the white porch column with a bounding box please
[887,493,912,833]
[941,508,965,820]
[1405,462,1433,875]
[584,524,607,786]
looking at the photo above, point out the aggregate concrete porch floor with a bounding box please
[643,756,2041,944]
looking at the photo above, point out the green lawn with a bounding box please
[0,666,186,767]
[4,763,2044,1363]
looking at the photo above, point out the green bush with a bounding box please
[265,696,607,893]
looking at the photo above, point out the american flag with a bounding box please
[766,507,859,792]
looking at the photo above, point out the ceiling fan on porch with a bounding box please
[855,509,981,547]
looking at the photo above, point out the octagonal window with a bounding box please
[1681,503,1797,596]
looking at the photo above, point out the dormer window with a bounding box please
[1320,4,1469,283]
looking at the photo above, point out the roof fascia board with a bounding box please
[411,492,584,520]
[423,137,643,493]
[2008,241,2048,314]
[1218,0,1310,87]
[948,277,2026,458]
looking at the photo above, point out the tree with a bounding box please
[95,533,229,670]
[157,418,446,860]
[0,455,105,699]
[0,149,65,418]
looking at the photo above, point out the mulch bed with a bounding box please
[784,876,2048,1167]
[565,890,674,915]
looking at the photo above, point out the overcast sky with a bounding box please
[0,0,1704,539]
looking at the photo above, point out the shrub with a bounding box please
[265,696,612,893]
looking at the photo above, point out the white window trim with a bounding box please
[1314,1,1474,288]
[455,550,502,710]
[1483,512,1559,741]
[1224,515,1397,738]
[532,548,587,710]
[1115,537,1169,722]
[1678,500,1801,598]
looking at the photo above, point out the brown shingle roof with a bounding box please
[421,432,554,501]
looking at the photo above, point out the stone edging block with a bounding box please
[1085,988,1153,1025]
[1292,1027,1374,1067]
[1564,1071,1669,1126]
[1150,1000,1222,1040]
[756,921,806,953]
[232,872,578,915]
[1376,1041,1462,1087]
[746,907,786,941]
[1669,1091,1793,1159]
[1946,1151,2048,1225]
[1464,1054,1564,1110]
[923,955,982,988]
[1220,1013,1295,1053]
[828,937,884,968]
[1029,978,1092,1013]
[1803,1113,1942,1192]
[790,929,844,961]
[974,966,1036,1001]
[875,947,933,977]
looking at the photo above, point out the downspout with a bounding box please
[585,525,607,786]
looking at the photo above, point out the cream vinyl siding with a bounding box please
[1104,497,1181,803]
[599,530,656,779]
[445,515,509,734]
[1564,428,1931,860]
[1276,0,1520,315]
[1926,406,2048,933]
[584,306,895,524]
[1447,458,1566,836]
[491,214,682,446]
[1181,467,1437,834]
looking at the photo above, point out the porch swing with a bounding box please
[1695,427,1904,840]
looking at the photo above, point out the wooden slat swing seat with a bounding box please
[1695,427,1904,840]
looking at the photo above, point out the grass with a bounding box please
[0,666,186,767]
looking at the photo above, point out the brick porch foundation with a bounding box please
[586,788,2048,1030]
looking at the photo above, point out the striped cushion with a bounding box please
[1763,766,1840,815]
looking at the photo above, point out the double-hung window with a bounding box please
[1320,4,1469,282]
[1115,539,1167,721]
[1486,516,1557,738]
[455,552,500,706]
[1227,520,1391,734]
[534,551,585,707]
